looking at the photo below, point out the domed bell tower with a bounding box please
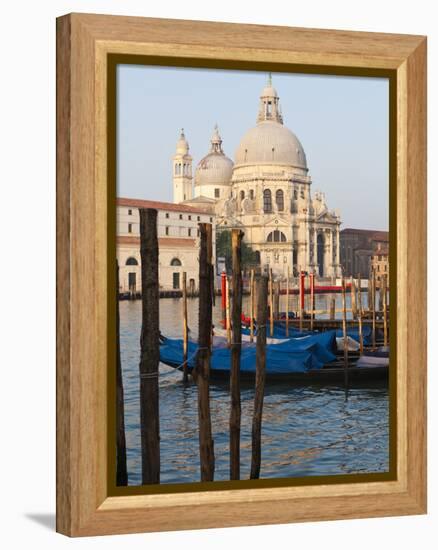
[173,129,193,203]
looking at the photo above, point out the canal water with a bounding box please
[119,294,389,485]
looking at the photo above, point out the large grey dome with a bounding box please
[234,121,307,169]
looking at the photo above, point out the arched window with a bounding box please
[170,258,182,266]
[276,189,284,211]
[293,188,298,200]
[240,190,245,201]
[125,257,138,266]
[267,230,286,243]
[263,189,272,213]
[249,189,254,200]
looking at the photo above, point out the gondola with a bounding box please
[159,331,388,385]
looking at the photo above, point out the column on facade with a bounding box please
[323,229,331,277]
[311,226,317,271]
[336,226,341,275]
[305,216,311,271]
[297,215,307,272]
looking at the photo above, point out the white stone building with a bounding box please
[117,198,215,293]
[176,75,342,278]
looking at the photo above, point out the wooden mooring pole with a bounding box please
[285,266,290,337]
[341,275,349,389]
[195,223,215,482]
[226,276,231,346]
[299,271,304,331]
[116,261,128,486]
[351,276,357,320]
[269,268,274,337]
[230,229,243,480]
[250,269,255,343]
[371,267,376,349]
[383,273,388,347]
[357,273,364,354]
[274,280,280,320]
[182,271,189,383]
[330,295,336,320]
[139,208,160,484]
[310,272,315,331]
[250,275,268,480]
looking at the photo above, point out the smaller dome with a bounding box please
[195,153,234,187]
[195,125,234,187]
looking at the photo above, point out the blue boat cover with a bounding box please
[159,330,337,375]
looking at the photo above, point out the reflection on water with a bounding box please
[120,295,389,485]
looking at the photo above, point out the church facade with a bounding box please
[172,76,342,278]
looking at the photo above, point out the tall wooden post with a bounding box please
[330,295,336,320]
[383,273,388,347]
[250,269,255,343]
[285,266,290,337]
[269,268,274,337]
[230,229,243,480]
[116,261,128,486]
[351,277,357,320]
[310,272,315,331]
[182,271,189,383]
[299,271,304,331]
[250,275,268,480]
[221,271,227,328]
[357,273,364,354]
[341,276,349,389]
[372,267,376,349]
[139,208,160,485]
[226,276,231,346]
[274,280,280,320]
[195,223,215,482]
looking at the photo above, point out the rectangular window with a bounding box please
[128,223,132,233]
[188,215,192,220]
[197,216,200,221]
[210,217,213,222]
[214,188,220,198]
[128,209,132,215]
[179,214,183,220]
[173,272,180,290]
[165,226,169,236]
[188,228,192,237]
[165,213,169,218]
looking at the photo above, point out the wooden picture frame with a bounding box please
[56,13,427,536]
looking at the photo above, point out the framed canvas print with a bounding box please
[56,13,427,536]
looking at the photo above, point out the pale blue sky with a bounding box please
[117,65,389,230]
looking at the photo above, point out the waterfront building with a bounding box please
[117,198,215,294]
[176,75,342,279]
[371,244,389,285]
[340,228,389,277]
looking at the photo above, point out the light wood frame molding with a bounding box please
[56,13,427,536]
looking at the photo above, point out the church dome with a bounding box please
[234,121,307,168]
[195,125,234,187]
[234,75,308,170]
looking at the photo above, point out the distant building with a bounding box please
[340,228,389,277]
[117,198,215,294]
[371,243,389,285]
